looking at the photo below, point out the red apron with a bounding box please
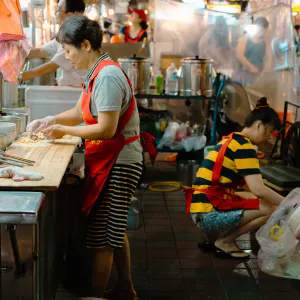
[124,26,146,43]
[81,60,157,216]
[184,133,259,215]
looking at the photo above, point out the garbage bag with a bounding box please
[256,188,300,279]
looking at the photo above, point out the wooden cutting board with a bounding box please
[0,142,78,191]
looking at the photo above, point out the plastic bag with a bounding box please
[157,121,179,149]
[0,39,31,82]
[256,188,300,279]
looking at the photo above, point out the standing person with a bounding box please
[102,18,114,43]
[26,15,156,300]
[235,17,272,84]
[119,8,148,43]
[185,98,284,259]
[19,0,86,86]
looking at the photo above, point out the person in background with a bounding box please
[26,15,156,300]
[102,18,113,43]
[294,25,300,55]
[119,8,148,43]
[19,0,86,86]
[235,17,272,84]
[185,98,284,259]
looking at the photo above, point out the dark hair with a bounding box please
[65,0,85,14]
[140,21,148,30]
[56,16,102,50]
[244,97,281,130]
[104,20,112,29]
[254,17,269,29]
[295,25,300,31]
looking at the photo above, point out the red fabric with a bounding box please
[184,133,259,214]
[124,26,147,43]
[81,59,156,215]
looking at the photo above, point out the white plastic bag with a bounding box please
[157,122,179,149]
[256,188,300,279]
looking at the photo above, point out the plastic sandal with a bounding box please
[214,245,249,259]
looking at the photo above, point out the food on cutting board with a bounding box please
[15,132,76,144]
[0,166,44,181]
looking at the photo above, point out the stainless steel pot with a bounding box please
[118,56,151,94]
[0,116,21,137]
[3,109,28,133]
[177,56,213,97]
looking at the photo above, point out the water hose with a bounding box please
[148,181,181,193]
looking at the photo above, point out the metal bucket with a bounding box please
[178,56,213,97]
[177,160,201,187]
[3,110,28,133]
[0,116,21,136]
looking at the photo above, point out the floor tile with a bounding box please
[176,240,200,250]
[167,206,186,213]
[262,291,300,300]
[172,225,200,233]
[218,269,252,280]
[144,218,171,226]
[149,268,183,280]
[185,279,223,291]
[174,232,202,241]
[189,291,226,300]
[178,249,209,259]
[146,232,174,241]
[182,269,219,281]
[144,225,173,233]
[143,211,169,219]
[144,205,167,212]
[147,240,176,248]
[180,257,214,269]
[212,258,248,269]
[150,279,185,291]
[151,291,188,299]
[166,200,185,206]
[225,291,263,300]
[147,247,178,258]
[221,279,259,292]
[257,279,294,291]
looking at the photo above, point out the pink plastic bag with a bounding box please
[0,39,32,82]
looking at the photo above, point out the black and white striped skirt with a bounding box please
[85,162,143,249]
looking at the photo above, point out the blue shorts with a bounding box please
[191,209,244,233]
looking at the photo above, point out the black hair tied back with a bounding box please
[255,97,269,110]
[244,97,281,130]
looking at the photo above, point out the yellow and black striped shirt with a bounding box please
[190,133,260,213]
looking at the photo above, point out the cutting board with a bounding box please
[0,141,78,190]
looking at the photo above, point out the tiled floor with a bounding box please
[56,157,300,300]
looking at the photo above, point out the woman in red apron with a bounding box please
[27,16,156,300]
[185,98,284,259]
[119,8,148,43]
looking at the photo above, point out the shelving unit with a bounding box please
[135,93,221,147]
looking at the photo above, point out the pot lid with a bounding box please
[181,56,213,63]
[118,54,150,63]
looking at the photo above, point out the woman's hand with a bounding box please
[42,125,66,139]
[26,116,56,133]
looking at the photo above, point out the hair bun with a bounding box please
[255,97,269,110]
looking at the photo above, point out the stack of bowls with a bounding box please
[0,123,17,146]
[0,116,21,136]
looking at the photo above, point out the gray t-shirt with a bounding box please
[83,57,143,164]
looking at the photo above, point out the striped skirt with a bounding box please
[85,162,143,249]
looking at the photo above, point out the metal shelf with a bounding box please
[135,94,214,101]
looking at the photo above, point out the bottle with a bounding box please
[165,62,178,95]
[155,70,164,95]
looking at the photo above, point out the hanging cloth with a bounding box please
[0,0,24,41]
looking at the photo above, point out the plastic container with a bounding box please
[165,62,178,95]
[156,70,164,95]
[127,197,140,230]
[25,86,82,122]
[0,123,16,145]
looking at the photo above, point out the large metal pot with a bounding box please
[3,109,28,133]
[178,56,213,97]
[118,56,151,94]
